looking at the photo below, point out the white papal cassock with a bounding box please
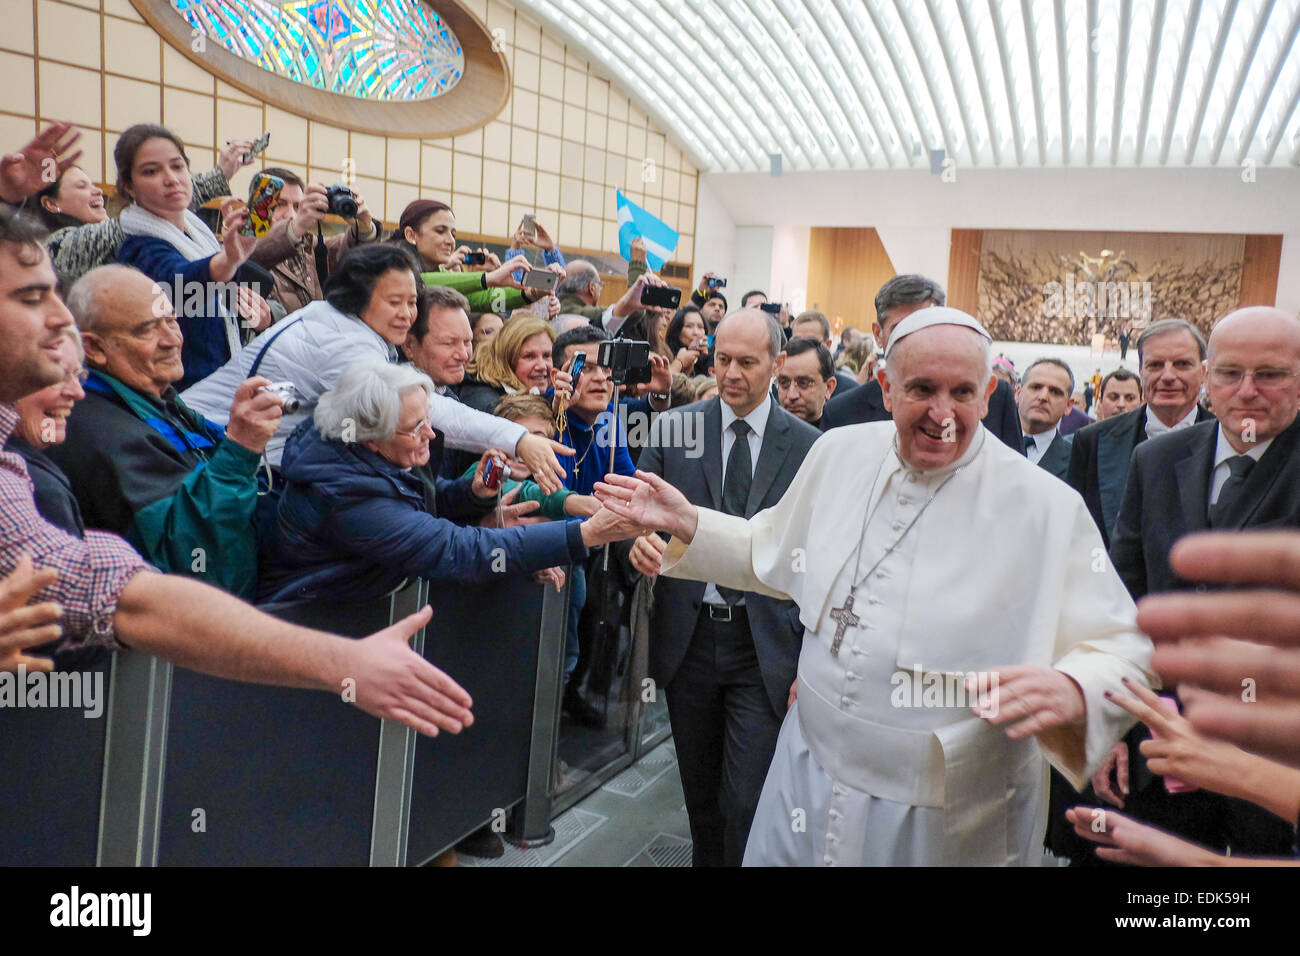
[661,422,1156,866]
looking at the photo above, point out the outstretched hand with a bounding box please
[593,470,697,543]
[1064,806,1221,866]
[348,605,474,737]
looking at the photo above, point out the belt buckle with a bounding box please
[708,604,733,622]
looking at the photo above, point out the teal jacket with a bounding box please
[47,371,262,599]
[458,465,573,520]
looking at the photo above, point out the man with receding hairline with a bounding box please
[1093,306,1300,864]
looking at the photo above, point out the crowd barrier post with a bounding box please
[508,572,571,846]
[96,652,173,866]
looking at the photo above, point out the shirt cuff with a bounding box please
[602,305,626,336]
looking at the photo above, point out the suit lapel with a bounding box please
[701,398,723,510]
[746,407,792,516]
[1098,406,1144,534]
[1174,424,1217,534]
[1221,415,1300,529]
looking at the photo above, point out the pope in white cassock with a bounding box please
[595,307,1158,866]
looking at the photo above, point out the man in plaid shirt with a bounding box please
[0,210,473,737]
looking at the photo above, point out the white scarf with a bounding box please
[119,204,240,357]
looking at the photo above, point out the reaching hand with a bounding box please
[628,532,666,577]
[347,605,474,736]
[1064,807,1220,867]
[515,433,572,496]
[1106,676,1261,799]
[592,470,697,543]
[0,122,82,205]
[1091,742,1129,809]
[0,555,61,673]
[479,485,544,528]
[1137,530,1300,768]
[487,254,529,289]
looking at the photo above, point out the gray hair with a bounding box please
[715,308,782,361]
[315,362,435,442]
[65,264,146,334]
[557,261,599,297]
[1137,318,1207,363]
[1023,357,1075,395]
[875,274,945,324]
[554,313,591,335]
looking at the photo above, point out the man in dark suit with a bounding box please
[1085,307,1300,862]
[630,309,820,866]
[775,338,837,431]
[1016,357,1074,480]
[1067,318,1212,549]
[820,274,1024,453]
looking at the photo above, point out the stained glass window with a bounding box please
[171,0,464,101]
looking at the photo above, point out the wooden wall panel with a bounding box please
[1239,235,1283,307]
[806,227,895,333]
[947,229,983,314]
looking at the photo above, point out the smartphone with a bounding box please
[242,132,270,165]
[522,268,559,293]
[707,276,727,289]
[639,284,682,309]
[521,213,536,237]
[569,351,586,385]
[463,251,486,266]
[759,302,782,316]
[240,172,284,238]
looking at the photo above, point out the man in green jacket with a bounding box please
[46,265,281,600]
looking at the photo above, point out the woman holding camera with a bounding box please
[114,123,274,389]
[391,199,559,318]
[180,244,571,491]
[258,362,623,604]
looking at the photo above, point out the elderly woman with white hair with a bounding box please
[258,362,622,604]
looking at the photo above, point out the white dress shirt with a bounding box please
[1144,404,1200,440]
[1023,426,1058,466]
[1208,427,1274,506]
[704,394,771,606]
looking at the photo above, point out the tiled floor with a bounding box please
[461,739,692,867]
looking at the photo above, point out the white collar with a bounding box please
[720,393,772,440]
[1213,427,1274,468]
[1145,404,1199,438]
[1026,425,1059,454]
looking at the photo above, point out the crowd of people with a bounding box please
[2,120,1299,868]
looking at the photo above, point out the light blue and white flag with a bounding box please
[616,189,679,271]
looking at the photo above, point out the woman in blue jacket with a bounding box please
[114,123,273,389]
[259,362,619,604]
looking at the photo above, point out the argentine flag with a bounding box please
[617,189,679,271]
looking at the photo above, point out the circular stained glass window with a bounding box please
[170,0,465,101]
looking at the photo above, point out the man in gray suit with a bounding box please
[630,309,821,866]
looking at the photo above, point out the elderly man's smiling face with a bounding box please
[882,324,996,470]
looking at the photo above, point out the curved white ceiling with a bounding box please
[506,0,1300,172]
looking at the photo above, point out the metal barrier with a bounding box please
[1,572,568,866]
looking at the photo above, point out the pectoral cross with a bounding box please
[828,591,861,656]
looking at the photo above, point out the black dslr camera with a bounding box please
[598,338,652,386]
[325,184,359,218]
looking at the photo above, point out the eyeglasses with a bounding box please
[776,376,821,391]
[398,418,434,441]
[1207,367,1299,388]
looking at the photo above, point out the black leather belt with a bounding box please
[704,603,745,622]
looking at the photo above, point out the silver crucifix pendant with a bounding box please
[828,591,861,656]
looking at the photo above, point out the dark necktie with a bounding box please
[1024,435,1036,454]
[717,419,752,605]
[1209,455,1255,528]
